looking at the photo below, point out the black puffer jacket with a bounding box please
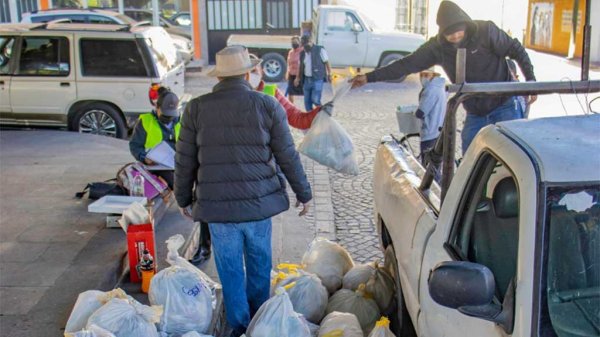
[174,78,312,223]
[367,0,536,116]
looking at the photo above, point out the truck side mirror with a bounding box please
[428,261,515,334]
[352,23,362,33]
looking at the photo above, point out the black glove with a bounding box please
[321,101,334,116]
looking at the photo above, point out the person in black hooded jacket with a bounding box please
[351,0,537,154]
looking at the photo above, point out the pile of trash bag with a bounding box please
[318,312,363,337]
[149,235,214,335]
[326,284,380,334]
[87,298,162,337]
[367,317,396,337]
[64,234,221,337]
[246,288,311,337]
[301,238,355,294]
[342,260,396,311]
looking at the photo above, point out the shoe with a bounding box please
[189,245,211,265]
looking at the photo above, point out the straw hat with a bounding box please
[207,45,261,77]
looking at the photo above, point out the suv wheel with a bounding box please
[261,53,286,82]
[72,103,127,139]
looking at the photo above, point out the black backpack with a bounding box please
[75,179,127,200]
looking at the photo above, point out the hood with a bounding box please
[436,1,474,35]
[370,30,426,50]
[429,76,446,88]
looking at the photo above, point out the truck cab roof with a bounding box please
[496,114,600,183]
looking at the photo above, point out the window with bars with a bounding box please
[207,0,319,31]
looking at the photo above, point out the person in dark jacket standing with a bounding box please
[295,35,332,111]
[351,0,536,154]
[175,45,312,337]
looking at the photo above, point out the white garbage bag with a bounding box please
[64,288,128,333]
[301,238,354,294]
[299,315,319,337]
[270,263,302,296]
[298,112,359,176]
[278,271,328,323]
[65,324,116,337]
[318,312,363,337]
[326,285,380,335]
[181,332,214,337]
[343,260,396,311]
[246,288,311,337]
[86,298,162,337]
[149,235,215,335]
[367,317,396,337]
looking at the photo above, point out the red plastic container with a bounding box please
[127,223,157,283]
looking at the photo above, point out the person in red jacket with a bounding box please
[248,56,333,130]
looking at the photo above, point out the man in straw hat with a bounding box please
[174,45,312,337]
[351,0,536,154]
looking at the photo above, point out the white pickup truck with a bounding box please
[227,5,425,82]
[375,81,600,336]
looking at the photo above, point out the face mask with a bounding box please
[248,72,262,89]
[420,78,430,87]
[292,43,300,49]
[159,115,175,124]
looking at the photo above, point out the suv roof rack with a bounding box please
[117,21,152,32]
[30,18,73,29]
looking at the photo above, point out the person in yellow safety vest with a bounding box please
[129,87,180,189]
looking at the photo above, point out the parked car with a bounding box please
[168,11,191,28]
[21,8,193,63]
[228,5,425,82]
[0,22,186,139]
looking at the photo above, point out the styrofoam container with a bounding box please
[396,105,422,135]
[88,196,147,214]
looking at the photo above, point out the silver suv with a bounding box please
[0,22,186,138]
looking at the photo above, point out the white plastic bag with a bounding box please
[181,332,214,337]
[343,260,396,311]
[278,271,328,323]
[149,235,215,335]
[367,317,396,337]
[298,112,359,175]
[118,202,150,232]
[64,288,128,333]
[86,298,162,337]
[65,324,116,337]
[318,312,363,337]
[299,315,319,337]
[246,288,311,337]
[301,238,354,294]
[326,285,380,335]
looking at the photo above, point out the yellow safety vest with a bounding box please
[263,84,277,96]
[139,113,181,150]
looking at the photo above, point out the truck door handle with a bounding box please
[60,82,70,87]
[324,32,330,36]
[0,80,4,85]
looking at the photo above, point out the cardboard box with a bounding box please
[127,223,157,283]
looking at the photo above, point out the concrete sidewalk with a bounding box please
[0,130,329,337]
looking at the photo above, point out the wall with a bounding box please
[590,0,599,63]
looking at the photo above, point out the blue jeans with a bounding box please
[209,219,272,336]
[303,77,324,111]
[461,97,524,154]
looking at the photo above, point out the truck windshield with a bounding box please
[545,184,600,336]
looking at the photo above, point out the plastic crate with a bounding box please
[396,105,422,135]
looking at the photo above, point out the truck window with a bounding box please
[449,153,519,301]
[326,11,362,32]
[545,185,600,337]
[80,39,147,77]
[17,37,70,76]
